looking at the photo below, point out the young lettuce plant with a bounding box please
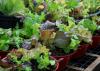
[70,25,92,43]
[81,0,100,17]
[7,45,56,71]
[24,11,45,24]
[0,34,11,51]
[79,19,97,34]
[66,0,79,9]
[21,20,40,39]
[63,35,80,53]
[45,0,69,21]
[57,17,75,32]
[0,28,11,50]
[0,0,26,16]
[12,28,23,48]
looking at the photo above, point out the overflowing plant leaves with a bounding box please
[66,0,79,9]
[79,19,97,33]
[70,25,92,43]
[0,0,26,16]
[0,29,11,51]
[0,34,10,50]
[7,45,55,71]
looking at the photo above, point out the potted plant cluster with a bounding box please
[0,0,100,71]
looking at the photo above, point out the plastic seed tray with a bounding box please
[63,45,100,71]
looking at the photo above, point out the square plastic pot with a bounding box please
[0,14,23,29]
[70,44,89,60]
[87,36,100,49]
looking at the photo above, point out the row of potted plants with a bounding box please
[0,0,100,71]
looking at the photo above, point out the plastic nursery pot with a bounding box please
[0,13,23,29]
[70,44,89,60]
[0,51,9,59]
[87,36,100,49]
[51,54,70,71]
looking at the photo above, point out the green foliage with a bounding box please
[24,11,45,24]
[79,19,97,34]
[46,0,69,20]
[0,29,11,51]
[68,35,80,50]
[8,45,55,70]
[21,21,40,39]
[97,26,100,30]
[66,0,79,9]
[57,17,75,32]
[28,0,34,11]
[0,34,10,50]
[34,45,55,70]
[12,28,23,48]
[81,0,100,17]
[0,27,23,50]
[70,25,92,43]
[63,35,80,53]
[0,0,26,16]
[83,0,100,12]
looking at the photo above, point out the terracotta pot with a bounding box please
[70,44,89,60]
[87,36,100,49]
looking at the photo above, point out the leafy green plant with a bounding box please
[63,35,80,53]
[12,28,23,48]
[34,45,55,70]
[79,19,97,34]
[70,25,92,43]
[57,17,75,32]
[7,45,55,71]
[0,34,10,50]
[0,28,11,50]
[21,18,41,39]
[83,0,100,12]
[23,0,34,12]
[0,0,26,16]
[66,0,79,9]
[24,11,45,24]
[81,0,100,17]
[45,0,69,21]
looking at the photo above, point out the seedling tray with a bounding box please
[68,55,97,69]
[88,45,100,55]
[63,45,100,71]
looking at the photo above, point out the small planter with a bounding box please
[0,55,59,71]
[70,44,89,60]
[87,36,100,49]
[0,14,23,29]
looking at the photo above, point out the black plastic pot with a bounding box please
[0,13,23,29]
